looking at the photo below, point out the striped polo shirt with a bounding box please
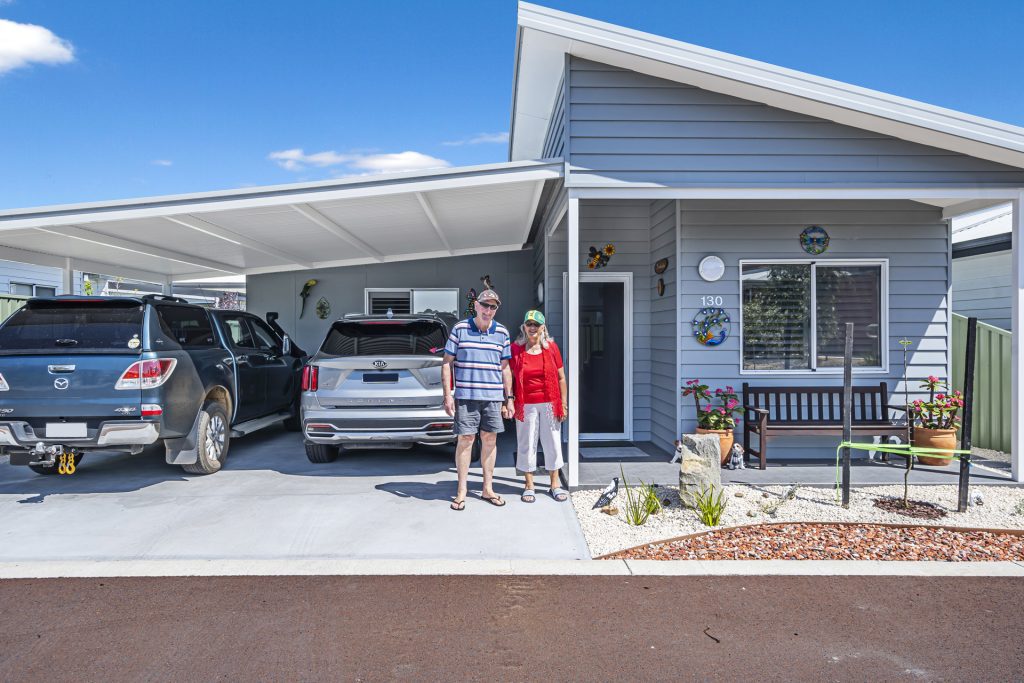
[445,317,511,402]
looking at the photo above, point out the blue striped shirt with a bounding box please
[445,318,511,401]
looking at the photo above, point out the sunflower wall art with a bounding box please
[587,243,615,269]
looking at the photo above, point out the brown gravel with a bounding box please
[872,497,948,519]
[604,523,1024,561]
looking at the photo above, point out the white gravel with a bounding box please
[572,484,1024,558]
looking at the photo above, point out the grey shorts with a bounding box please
[454,399,505,435]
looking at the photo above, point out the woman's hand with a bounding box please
[560,402,568,422]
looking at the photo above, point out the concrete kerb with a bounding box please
[1,559,1022,579]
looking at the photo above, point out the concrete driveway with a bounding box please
[0,427,590,562]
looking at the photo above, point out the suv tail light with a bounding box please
[115,359,177,390]
[301,365,319,392]
[0,373,7,391]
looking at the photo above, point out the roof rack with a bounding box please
[140,294,192,304]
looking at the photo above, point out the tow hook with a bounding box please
[57,452,77,475]
[30,442,75,474]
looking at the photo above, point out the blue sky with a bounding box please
[1,0,1022,208]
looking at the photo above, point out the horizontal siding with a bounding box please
[0,259,63,295]
[678,200,950,459]
[541,70,566,160]
[952,251,1012,330]
[567,57,1024,188]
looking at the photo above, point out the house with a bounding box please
[952,203,1013,330]
[0,3,1022,484]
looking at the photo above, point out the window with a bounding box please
[248,318,282,351]
[10,283,58,297]
[35,286,57,298]
[155,305,216,348]
[365,288,459,317]
[220,314,256,349]
[740,261,885,372]
[321,320,448,356]
[0,300,144,353]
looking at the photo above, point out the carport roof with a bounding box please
[0,159,563,281]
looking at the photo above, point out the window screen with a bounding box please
[815,265,882,368]
[741,264,811,371]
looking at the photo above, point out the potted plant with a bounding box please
[910,376,963,466]
[682,380,741,464]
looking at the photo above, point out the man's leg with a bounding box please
[454,434,476,502]
[479,430,498,497]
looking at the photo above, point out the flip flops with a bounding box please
[481,494,506,507]
[450,498,466,511]
[550,487,568,502]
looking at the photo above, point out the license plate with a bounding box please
[46,423,87,438]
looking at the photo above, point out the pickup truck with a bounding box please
[0,295,305,475]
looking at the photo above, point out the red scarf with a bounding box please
[510,340,565,422]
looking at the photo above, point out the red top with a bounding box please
[509,340,565,422]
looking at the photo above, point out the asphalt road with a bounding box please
[1,575,1021,681]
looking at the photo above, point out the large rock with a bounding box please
[677,433,722,509]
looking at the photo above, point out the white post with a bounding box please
[567,196,580,487]
[62,257,73,296]
[162,276,174,296]
[1012,193,1023,482]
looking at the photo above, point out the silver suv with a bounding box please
[300,314,456,462]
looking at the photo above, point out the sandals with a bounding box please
[450,498,466,511]
[550,487,568,502]
[521,489,536,503]
[481,494,506,507]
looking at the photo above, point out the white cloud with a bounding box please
[0,18,74,76]
[442,132,509,146]
[268,148,450,174]
[151,159,173,167]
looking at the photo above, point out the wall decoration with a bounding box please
[298,279,318,318]
[464,288,477,318]
[315,297,331,320]
[481,274,495,290]
[656,278,665,296]
[799,226,830,255]
[698,255,725,282]
[692,307,731,346]
[654,257,669,274]
[587,243,615,270]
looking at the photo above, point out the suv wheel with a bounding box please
[305,442,337,463]
[182,402,230,475]
[29,453,84,476]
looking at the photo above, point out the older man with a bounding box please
[442,289,513,511]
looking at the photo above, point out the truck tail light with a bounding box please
[115,359,177,390]
[301,365,319,392]
[141,404,163,416]
[0,373,8,391]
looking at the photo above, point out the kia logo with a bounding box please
[372,360,388,369]
[54,378,69,390]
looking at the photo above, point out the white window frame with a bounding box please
[738,258,889,376]
[9,282,56,297]
[363,288,460,316]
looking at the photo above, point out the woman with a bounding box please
[507,310,568,502]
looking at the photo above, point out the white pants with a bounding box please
[516,403,564,473]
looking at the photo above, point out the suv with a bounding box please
[300,314,457,462]
[0,295,305,475]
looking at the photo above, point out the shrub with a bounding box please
[620,466,660,526]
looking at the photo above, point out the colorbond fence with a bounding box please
[952,313,1011,453]
[0,294,29,322]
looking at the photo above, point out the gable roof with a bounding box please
[510,2,1024,169]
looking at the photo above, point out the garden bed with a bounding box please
[571,484,1024,558]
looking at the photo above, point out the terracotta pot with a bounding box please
[697,427,734,465]
[913,427,958,466]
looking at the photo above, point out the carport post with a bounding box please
[161,277,174,296]
[567,196,580,487]
[1012,193,1023,482]
[61,257,73,295]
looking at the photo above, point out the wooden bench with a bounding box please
[742,382,908,470]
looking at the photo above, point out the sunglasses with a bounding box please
[524,322,541,328]
[477,301,498,311]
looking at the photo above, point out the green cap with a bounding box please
[523,310,546,325]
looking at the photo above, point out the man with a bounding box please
[442,289,513,511]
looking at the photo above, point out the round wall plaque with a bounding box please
[654,257,669,274]
[698,255,725,282]
[800,226,830,255]
[692,307,731,346]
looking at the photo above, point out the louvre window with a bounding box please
[365,289,458,317]
[741,261,885,372]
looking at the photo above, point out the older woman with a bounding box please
[507,310,568,502]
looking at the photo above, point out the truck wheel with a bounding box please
[182,402,231,475]
[305,442,337,463]
[29,453,84,475]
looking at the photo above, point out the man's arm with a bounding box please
[442,353,456,417]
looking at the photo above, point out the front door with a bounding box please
[564,272,632,440]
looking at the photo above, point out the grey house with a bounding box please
[1,4,1023,485]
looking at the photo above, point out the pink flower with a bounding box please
[928,375,939,383]
[702,405,712,412]
[726,399,739,410]
[935,393,944,400]
[715,388,722,395]
[725,386,734,392]
[718,408,726,415]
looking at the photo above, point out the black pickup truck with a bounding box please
[0,295,305,475]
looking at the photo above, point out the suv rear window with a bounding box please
[321,320,447,356]
[0,300,144,353]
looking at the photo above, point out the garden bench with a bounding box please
[742,382,908,470]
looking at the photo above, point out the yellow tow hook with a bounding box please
[57,452,76,475]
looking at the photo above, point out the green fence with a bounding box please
[0,294,29,322]
[952,313,1011,453]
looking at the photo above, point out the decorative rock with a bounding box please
[677,433,722,508]
[601,506,618,516]
[734,491,745,498]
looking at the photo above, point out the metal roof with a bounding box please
[0,160,562,281]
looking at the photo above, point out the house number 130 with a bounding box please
[700,295,724,306]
